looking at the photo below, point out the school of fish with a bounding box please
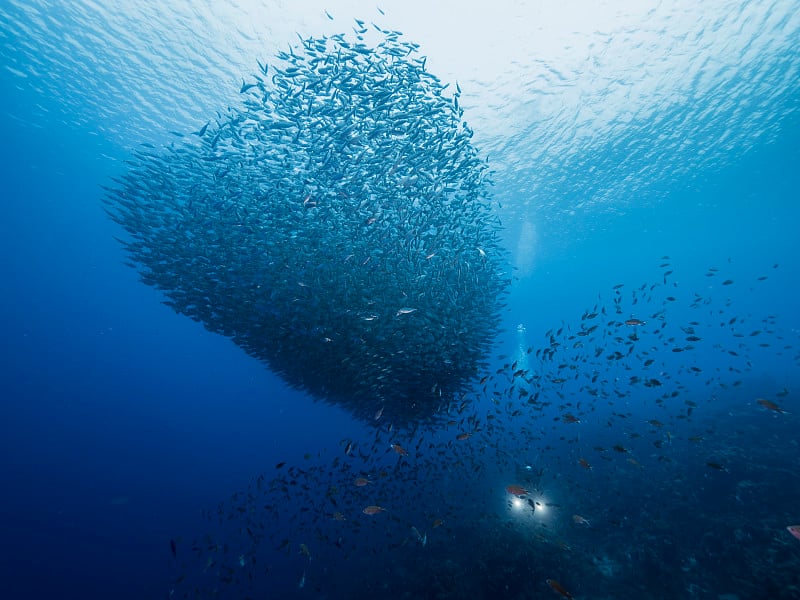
[103,26,509,423]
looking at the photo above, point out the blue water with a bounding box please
[2,2,799,599]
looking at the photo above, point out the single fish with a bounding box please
[390,443,409,456]
[572,514,591,526]
[193,121,209,137]
[546,578,573,598]
[240,79,257,93]
[363,505,387,515]
[299,543,311,561]
[505,485,528,496]
[757,398,787,413]
[411,526,427,546]
[788,525,800,541]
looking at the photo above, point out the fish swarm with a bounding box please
[104,30,509,422]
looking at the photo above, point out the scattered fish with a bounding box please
[154,247,793,597]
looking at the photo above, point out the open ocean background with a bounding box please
[1,2,799,599]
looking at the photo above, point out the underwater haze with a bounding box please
[1,1,799,599]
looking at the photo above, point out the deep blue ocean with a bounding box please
[1,2,799,599]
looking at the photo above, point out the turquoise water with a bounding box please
[1,2,799,598]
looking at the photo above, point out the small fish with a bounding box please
[169,539,177,558]
[456,432,472,441]
[432,518,444,528]
[390,443,408,456]
[396,307,417,316]
[363,505,386,515]
[561,413,580,424]
[757,398,787,413]
[505,484,528,496]
[374,406,384,420]
[625,318,645,326]
[332,511,346,521]
[578,458,592,470]
[411,526,427,546]
[546,578,574,598]
[706,461,727,471]
[193,121,209,137]
[299,543,311,561]
[298,570,306,589]
[354,477,371,487]
[572,514,591,526]
[787,525,800,541]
